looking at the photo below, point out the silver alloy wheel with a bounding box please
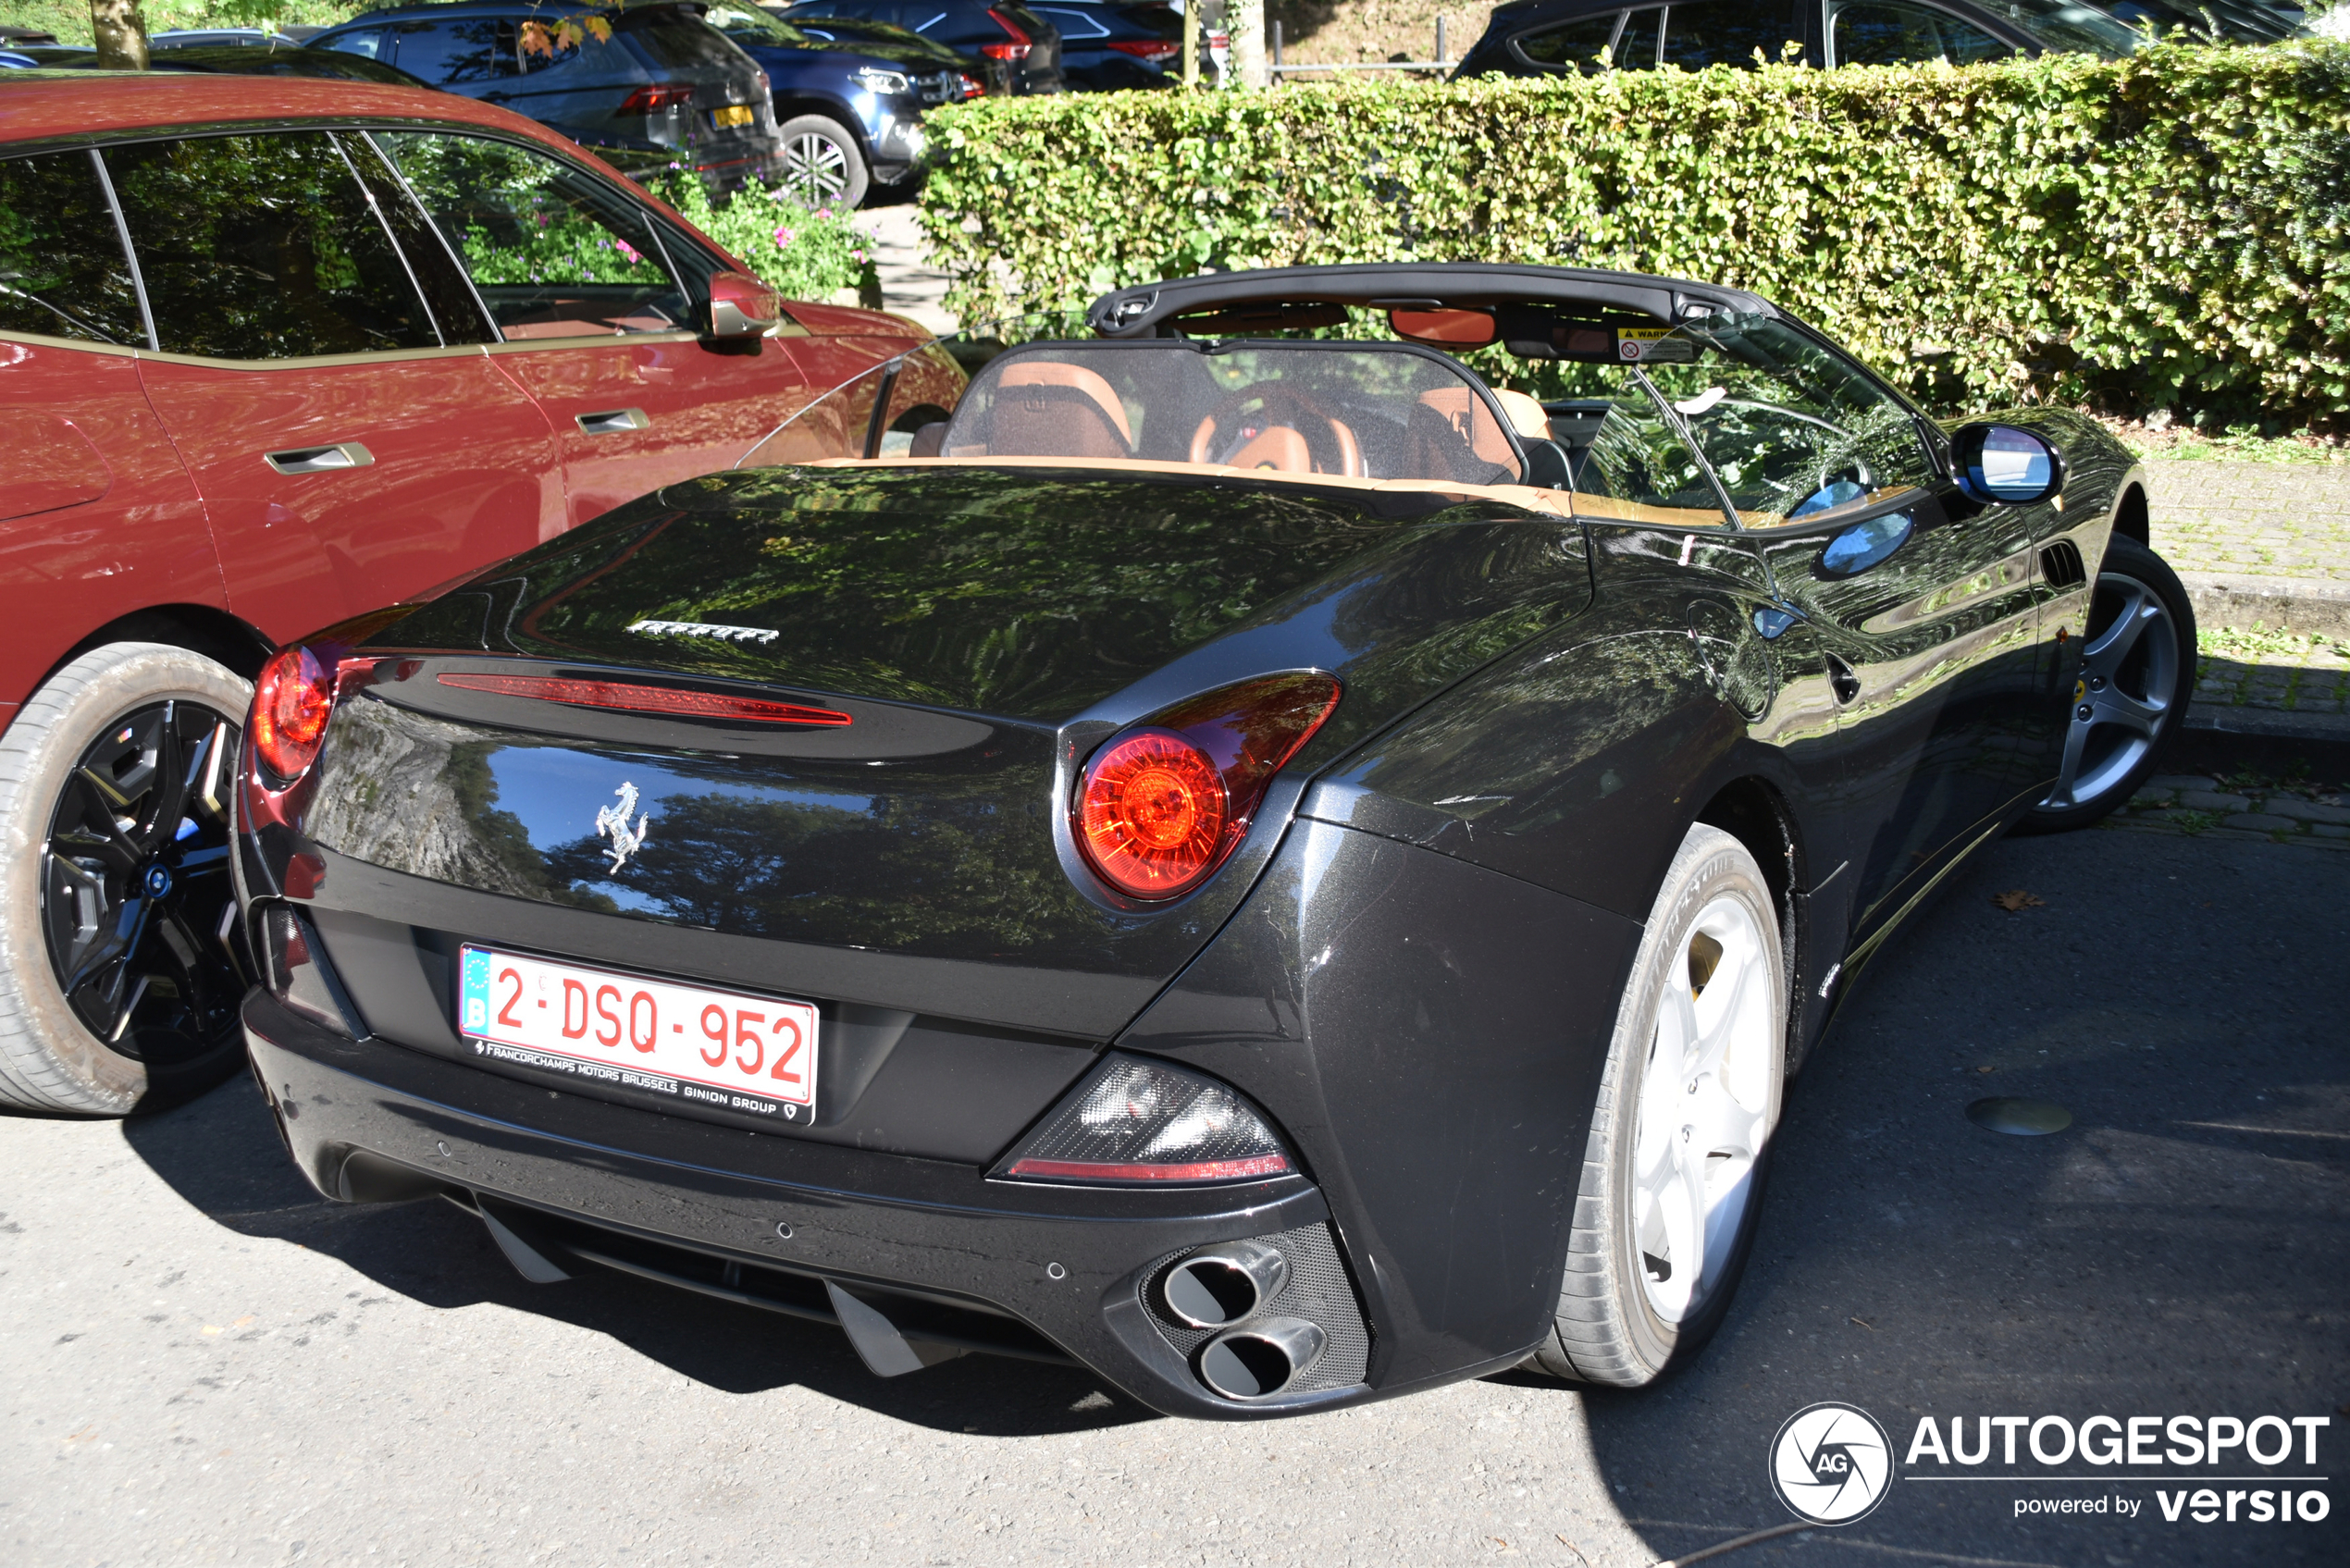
[780,130,851,205]
[2040,572,2181,811]
[1629,891,1777,1324]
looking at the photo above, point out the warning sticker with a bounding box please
[1618,327,1695,364]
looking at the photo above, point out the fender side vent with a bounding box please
[2039,539,2086,589]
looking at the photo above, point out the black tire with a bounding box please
[0,643,254,1115]
[774,114,869,211]
[2017,535,2195,834]
[1528,824,1787,1388]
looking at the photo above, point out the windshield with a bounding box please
[702,5,817,45]
[736,308,1936,530]
[741,315,1531,489]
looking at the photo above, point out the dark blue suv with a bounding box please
[703,4,978,206]
[312,2,786,191]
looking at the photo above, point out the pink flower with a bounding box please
[773,225,796,247]
[616,240,640,263]
[815,207,833,220]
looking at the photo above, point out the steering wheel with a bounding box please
[1187,383,1364,475]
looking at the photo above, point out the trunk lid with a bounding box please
[295,466,1591,1040]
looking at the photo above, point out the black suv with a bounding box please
[1452,0,2303,77]
[782,0,1065,93]
[313,2,785,190]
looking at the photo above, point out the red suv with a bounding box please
[0,71,955,1116]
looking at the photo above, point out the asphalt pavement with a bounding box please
[3,824,2344,1568]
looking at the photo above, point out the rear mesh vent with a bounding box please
[2039,539,2086,588]
[1142,1222,1371,1394]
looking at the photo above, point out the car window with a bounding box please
[1034,7,1110,38]
[392,18,520,83]
[1613,6,1664,66]
[1511,12,1624,69]
[0,150,148,347]
[1621,315,1936,527]
[1831,0,2011,62]
[1660,0,1804,67]
[372,130,691,340]
[616,8,748,67]
[104,132,441,360]
[315,26,388,58]
[1985,0,2147,54]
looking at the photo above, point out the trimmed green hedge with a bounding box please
[918,44,2350,427]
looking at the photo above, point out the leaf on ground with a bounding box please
[1992,889,2046,911]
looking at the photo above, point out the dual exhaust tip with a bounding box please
[1163,1240,1327,1401]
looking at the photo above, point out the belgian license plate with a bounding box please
[458,945,817,1121]
[711,104,753,130]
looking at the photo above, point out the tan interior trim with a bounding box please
[0,330,142,359]
[807,454,1576,516]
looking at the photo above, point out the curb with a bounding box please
[2179,573,2350,637]
[2174,706,2350,778]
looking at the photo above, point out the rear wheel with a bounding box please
[1529,824,1787,1387]
[2018,535,2195,833]
[774,115,869,210]
[0,643,253,1115]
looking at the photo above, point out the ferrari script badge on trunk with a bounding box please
[595,782,652,872]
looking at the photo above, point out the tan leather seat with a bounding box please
[985,360,1134,457]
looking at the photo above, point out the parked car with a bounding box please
[781,0,1065,93]
[786,10,1013,94]
[231,262,2190,1415]
[0,70,959,1117]
[1028,1,1181,90]
[151,25,328,46]
[18,43,431,85]
[1452,0,2303,77]
[311,1,786,191]
[703,3,979,206]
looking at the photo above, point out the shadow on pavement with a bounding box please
[118,1070,1153,1438]
[114,827,2348,1543]
[1572,829,2349,1566]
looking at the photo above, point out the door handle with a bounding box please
[575,408,650,435]
[262,441,374,475]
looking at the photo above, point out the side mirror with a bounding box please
[706,270,781,339]
[1950,422,2065,506]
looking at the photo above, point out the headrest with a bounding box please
[994,358,1134,445]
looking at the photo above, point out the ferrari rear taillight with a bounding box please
[1073,671,1341,900]
[981,7,1033,59]
[251,645,336,781]
[997,1055,1292,1185]
[1108,39,1179,61]
[617,83,693,114]
[436,672,851,727]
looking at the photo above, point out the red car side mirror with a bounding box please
[706,271,782,339]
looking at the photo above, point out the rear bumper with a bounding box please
[242,989,1371,1419]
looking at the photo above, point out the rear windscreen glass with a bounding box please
[618,12,748,68]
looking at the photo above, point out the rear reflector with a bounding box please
[1006,1154,1290,1182]
[436,673,851,726]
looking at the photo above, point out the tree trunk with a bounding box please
[1228,0,1265,87]
[90,0,150,69]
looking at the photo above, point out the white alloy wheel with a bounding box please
[1530,823,1787,1387]
[1630,890,1777,1323]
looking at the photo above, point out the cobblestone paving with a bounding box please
[2195,635,2350,720]
[2146,460,2350,583]
[2105,769,2350,846]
